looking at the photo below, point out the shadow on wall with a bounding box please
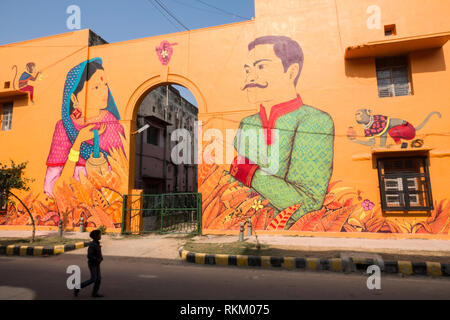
[9,96,29,108]
[344,47,446,78]
[410,48,447,73]
[345,57,376,78]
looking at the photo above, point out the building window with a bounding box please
[376,56,411,98]
[1,102,13,131]
[377,157,433,212]
[384,24,397,36]
[146,126,160,146]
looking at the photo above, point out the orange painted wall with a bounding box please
[0,0,449,237]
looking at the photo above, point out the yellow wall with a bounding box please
[0,0,449,237]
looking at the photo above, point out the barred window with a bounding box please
[376,56,412,98]
[146,126,160,146]
[377,157,433,212]
[1,102,13,131]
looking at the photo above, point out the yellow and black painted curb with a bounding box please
[179,249,450,277]
[0,241,90,257]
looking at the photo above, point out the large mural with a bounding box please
[228,36,334,229]
[200,162,450,234]
[0,30,448,236]
[1,58,127,230]
[12,62,41,104]
[347,109,442,148]
[199,35,450,235]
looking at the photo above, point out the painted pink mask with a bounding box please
[155,40,178,66]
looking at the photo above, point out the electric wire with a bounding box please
[193,0,250,20]
[146,0,183,32]
[199,115,450,139]
[153,0,190,31]
[169,0,232,17]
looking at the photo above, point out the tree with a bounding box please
[0,161,36,243]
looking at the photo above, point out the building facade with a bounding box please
[134,85,198,194]
[0,0,449,238]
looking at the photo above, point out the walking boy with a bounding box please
[74,229,103,298]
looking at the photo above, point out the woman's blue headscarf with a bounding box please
[61,58,121,161]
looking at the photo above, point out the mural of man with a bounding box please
[230,36,334,229]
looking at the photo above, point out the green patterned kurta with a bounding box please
[234,105,334,229]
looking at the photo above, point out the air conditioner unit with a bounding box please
[384,178,403,207]
[408,194,420,206]
[406,177,418,191]
[385,194,402,207]
[384,177,421,206]
[384,177,403,191]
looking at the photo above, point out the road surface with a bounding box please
[0,254,448,300]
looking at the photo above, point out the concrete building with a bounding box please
[134,85,198,194]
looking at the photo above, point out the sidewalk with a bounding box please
[1,230,449,260]
[0,230,186,260]
[193,234,450,257]
[181,235,450,277]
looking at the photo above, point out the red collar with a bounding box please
[259,95,303,145]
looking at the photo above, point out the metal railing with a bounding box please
[121,193,202,235]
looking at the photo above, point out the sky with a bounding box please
[0,0,255,106]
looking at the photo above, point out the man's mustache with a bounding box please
[241,82,268,91]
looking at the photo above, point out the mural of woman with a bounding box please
[44,58,125,197]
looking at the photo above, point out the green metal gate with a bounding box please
[121,193,202,235]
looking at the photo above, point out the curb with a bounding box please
[0,241,91,257]
[179,249,450,278]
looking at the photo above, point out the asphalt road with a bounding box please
[0,254,449,300]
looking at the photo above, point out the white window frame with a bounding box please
[1,102,13,131]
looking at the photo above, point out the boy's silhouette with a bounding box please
[74,229,103,298]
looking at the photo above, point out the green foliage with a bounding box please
[98,225,107,235]
[0,161,32,209]
[0,161,36,243]
[0,161,32,194]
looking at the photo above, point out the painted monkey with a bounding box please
[12,62,41,103]
[347,109,441,148]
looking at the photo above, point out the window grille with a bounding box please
[146,126,160,146]
[377,157,433,212]
[376,56,412,98]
